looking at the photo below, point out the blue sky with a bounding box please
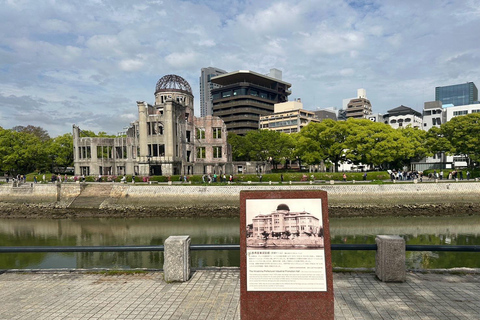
[1,0,479,136]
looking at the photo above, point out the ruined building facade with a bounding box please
[73,75,232,177]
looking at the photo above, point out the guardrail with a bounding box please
[2,240,479,283]
[2,243,480,253]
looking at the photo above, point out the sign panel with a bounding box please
[240,190,334,320]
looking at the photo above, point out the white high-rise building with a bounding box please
[200,67,227,117]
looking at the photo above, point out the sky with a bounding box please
[1,0,480,137]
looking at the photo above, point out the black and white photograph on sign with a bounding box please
[246,198,324,250]
[246,198,327,291]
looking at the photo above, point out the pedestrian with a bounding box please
[467,171,470,180]
[460,171,463,180]
[34,176,37,183]
[259,174,263,183]
[281,174,284,182]
[343,173,347,182]
[363,172,367,181]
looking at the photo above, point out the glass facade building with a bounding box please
[435,82,478,106]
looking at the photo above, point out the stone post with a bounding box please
[164,235,191,282]
[375,235,405,282]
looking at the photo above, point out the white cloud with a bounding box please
[0,0,479,136]
[119,59,144,71]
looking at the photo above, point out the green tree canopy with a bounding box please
[435,113,480,168]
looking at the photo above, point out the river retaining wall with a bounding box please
[0,182,478,208]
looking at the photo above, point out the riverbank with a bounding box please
[1,202,480,219]
[0,182,479,218]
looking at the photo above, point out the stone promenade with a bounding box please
[0,269,479,320]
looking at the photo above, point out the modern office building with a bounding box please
[211,70,292,135]
[259,99,320,133]
[199,67,227,117]
[435,82,478,106]
[383,105,423,129]
[73,74,231,177]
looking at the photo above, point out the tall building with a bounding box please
[435,82,478,106]
[211,70,291,135]
[259,99,320,133]
[199,67,227,117]
[346,97,372,119]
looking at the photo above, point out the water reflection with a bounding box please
[330,216,480,269]
[1,215,480,269]
[0,217,240,269]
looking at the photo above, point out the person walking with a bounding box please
[343,173,347,182]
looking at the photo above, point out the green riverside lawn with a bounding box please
[21,169,479,184]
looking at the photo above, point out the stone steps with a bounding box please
[68,184,114,209]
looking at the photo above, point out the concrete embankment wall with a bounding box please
[0,184,82,205]
[0,182,478,208]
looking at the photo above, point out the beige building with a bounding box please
[259,99,320,133]
[73,74,231,177]
[251,203,321,239]
[346,97,372,119]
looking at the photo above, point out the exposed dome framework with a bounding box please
[155,74,192,95]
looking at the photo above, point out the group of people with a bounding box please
[428,170,470,180]
[201,173,233,183]
[389,170,422,181]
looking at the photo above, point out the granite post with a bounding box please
[164,235,191,282]
[375,235,406,282]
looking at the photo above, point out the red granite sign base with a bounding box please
[240,190,334,320]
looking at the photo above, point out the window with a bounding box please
[197,147,206,159]
[221,91,231,98]
[196,128,206,139]
[212,127,221,139]
[453,110,468,116]
[213,146,222,158]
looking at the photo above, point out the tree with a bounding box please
[48,133,74,172]
[0,128,49,175]
[297,120,350,172]
[437,113,480,168]
[12,125,50,142]
[227,133,249,161]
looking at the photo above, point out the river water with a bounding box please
[1,216,479,270]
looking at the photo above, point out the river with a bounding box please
[1,216,479,270]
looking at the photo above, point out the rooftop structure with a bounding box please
[211,70,291,135]
[435,82,478,106]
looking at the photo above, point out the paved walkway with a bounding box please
[0,269,479,319]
